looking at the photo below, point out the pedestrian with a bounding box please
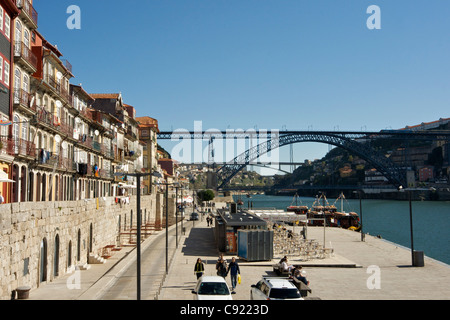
[206,216,210,226]
[227,257,240,293]
[216,256,227,278]
[194,258,205,279]
[280,256,294,273]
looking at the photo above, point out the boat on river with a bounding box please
[308,193,360,229]
[286,193,309,215]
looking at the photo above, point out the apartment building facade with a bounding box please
[0,0,157,203]
[0,0,18,203]
[136,116,159,194]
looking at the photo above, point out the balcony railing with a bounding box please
[44,75,70,102]
[3,137,36,158]
[13,88,36,113]
[16,0,38,27]
[36,108,73,137]
[61,59,72,74]
[14,41,38,70]
[0,136,15,156]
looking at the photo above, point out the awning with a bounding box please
[118,182,136,189]
[0,171,15,183]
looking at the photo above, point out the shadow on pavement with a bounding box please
[181,227,218,258]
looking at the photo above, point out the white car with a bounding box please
[250,277,303,300]
[192,276,233,300]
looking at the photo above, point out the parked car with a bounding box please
[250,277,303,300]
[190,212,199,221]
[192,276,233,300]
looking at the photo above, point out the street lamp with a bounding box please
[154,178,181,274]
[398,186,426,267]
[114,170,161,300]
[353,190,364,242]
[174,183,181,248]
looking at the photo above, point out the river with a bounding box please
[234,194,450,265]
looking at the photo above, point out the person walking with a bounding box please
[227,257,240,293]
[194,258,205,279]
[216,256,227,278]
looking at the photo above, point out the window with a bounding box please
[4,61,9,86]
[15,20,22,43]
[0,56,3,82]
[23,74,29,93]
[13,115,19,153]
[4,14,9,39]
[24,29,30,48]
[22,121,28,141]
[0,7,3,32]
[14,67,21,90]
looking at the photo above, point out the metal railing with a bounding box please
[13,88,36,113]
[44,75,70,102]
[1,136,36,158]
[16,0,38,26]
[14,41,38,69]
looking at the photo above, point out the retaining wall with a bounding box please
[0,193,173,300]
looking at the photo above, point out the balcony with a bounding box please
[6,137,36,159]
[77,134,93,150]
[16,0,38,29]
[13,88,36,115]
[0,136,15,157]
[35,108,73,138]
[125,128,138,141]
[43,75,71,102]
[61,59,72,74]
[14,41,38,73]
[99,168,113,180]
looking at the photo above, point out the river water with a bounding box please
[234,194,450,265]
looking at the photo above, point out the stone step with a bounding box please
[88,254,106,264]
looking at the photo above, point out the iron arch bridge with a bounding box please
[157,130,450,189]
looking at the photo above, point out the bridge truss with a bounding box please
[158,130,450,189]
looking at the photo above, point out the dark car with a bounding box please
[190,212,199,221]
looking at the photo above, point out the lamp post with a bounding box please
[165,181,169,274]
[156,179,180,274]
[408,189,415,265]
[175,184,179,248]
[353,190,364,242]
[115,170,160,300]
[399,186,429,267]
[399,186,416,266]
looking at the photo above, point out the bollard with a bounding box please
[413,250,425,267]
[16,286,31,299]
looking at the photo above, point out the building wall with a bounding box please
[0,4,11,117]
[0,193,169,300]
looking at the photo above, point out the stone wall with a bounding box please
[0,193,176,300]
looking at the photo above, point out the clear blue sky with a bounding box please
[34,0,450,167]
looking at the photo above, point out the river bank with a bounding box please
[265,187,450,201]
[232,193,450,265]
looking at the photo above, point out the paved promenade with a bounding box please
[27,214,450,300]
[159,219,450,300]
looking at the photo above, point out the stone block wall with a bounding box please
[0,193,173,300]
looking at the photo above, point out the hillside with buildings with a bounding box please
[272,118,450,199]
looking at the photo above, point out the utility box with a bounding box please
[238,230,273,261]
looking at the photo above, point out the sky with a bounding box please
[33,0,450,170]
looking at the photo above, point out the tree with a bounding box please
[197,189,215,202]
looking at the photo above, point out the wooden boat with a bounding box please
[307,193,360,229]
[286,193,309,214]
